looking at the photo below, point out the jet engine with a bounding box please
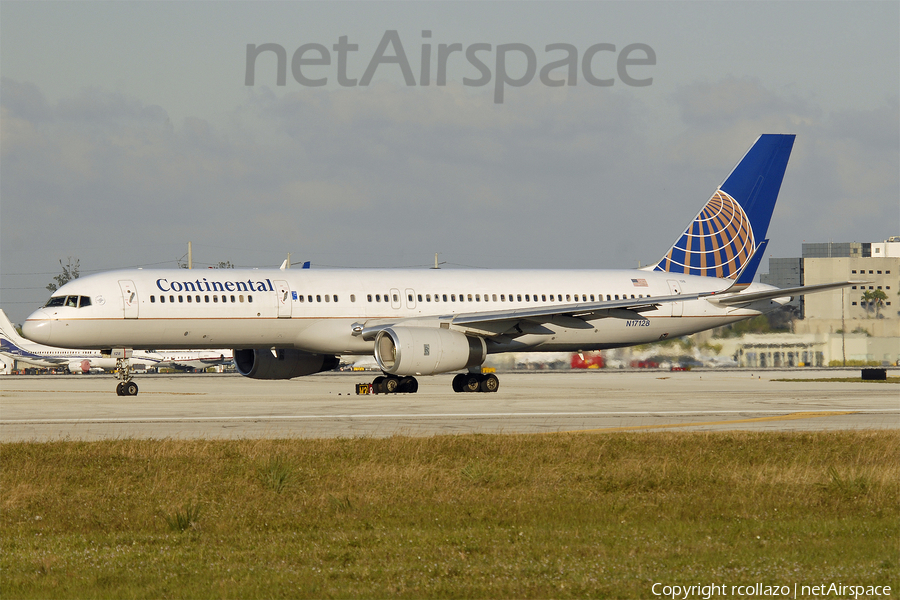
[374,327,486,376]
[233,348,339,380]
[68,360,91,374]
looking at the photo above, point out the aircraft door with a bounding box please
[274,280,292,318]
[667,280,683,317]
[118,280,139,319]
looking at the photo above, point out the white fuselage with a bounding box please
[22,268,783,355]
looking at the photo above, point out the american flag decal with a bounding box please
[631,278,648,287]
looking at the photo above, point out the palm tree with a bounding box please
[861,289,888,318]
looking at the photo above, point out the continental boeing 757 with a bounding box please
[23,134,857,395]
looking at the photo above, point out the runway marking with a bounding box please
[1,410,894,426]
[562,411,860,433]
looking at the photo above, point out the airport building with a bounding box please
[748,237,900,365]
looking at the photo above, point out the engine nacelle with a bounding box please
[68,360,90,374]
[374,327,486,376]
[233,348,339,380]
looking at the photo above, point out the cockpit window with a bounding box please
[44,295,92,308]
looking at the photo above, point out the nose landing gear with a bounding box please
[112,349,139,396]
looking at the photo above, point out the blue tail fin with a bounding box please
[654,134,795,279]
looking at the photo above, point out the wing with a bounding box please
[355,291,710,340]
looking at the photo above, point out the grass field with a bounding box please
[2,431,898,599]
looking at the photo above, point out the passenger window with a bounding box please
[179,296,184,303]
[607,295,611,301]
[500,294,506,301]
[238,295,242,303]
[214,295,219,303]
[566,295,570,301]
[334,295,338,302]
[614,295,619,300]
[351,295,356,302]
[231,295,236,302]
[376,294,381,302]
[442,294,448,302]
[475,294,480,302]
[151,296,156,303]
[393,294,399,302]
[316,295,321,302]
[187,295,193,303]
[160,296,166,304]
[205,295,210,302]
[248,295,253,303]
[299,295,304,303]
[517,295,522,302]
[590,295,595,301]
[426,294,431,302]
[492,294,497,301]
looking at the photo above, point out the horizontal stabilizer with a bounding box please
[709,280,866,306]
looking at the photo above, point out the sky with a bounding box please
[1,1,898,325]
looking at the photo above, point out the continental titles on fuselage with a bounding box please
[155,278,275,294]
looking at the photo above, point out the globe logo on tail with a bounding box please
[655,190,754,279]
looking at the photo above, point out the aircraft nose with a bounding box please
[22,310,53,345]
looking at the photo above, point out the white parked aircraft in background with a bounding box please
[23,135,858,396]
[1,309,163,374]
[155,349,234,371]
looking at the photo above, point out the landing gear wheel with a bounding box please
[116,382,125,396]
[463,374,482,393]
[383,376,400,394]
[452,374,466,393]
[398,376,418,394]
[479,373,499,393]
[372,376,385,394]
[124,381,139,396]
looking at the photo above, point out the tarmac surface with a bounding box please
[1,369,898,441]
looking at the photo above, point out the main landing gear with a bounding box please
[114,356,139,396]
[371,375,419,394]
[452,372,499,393]
[365,372,500,394]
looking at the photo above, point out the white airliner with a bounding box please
[23,135,857,395]
[1,309,163,374]
[155,349,234,371]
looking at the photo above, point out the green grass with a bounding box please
[2,432,898,599]
[773,377,899,383]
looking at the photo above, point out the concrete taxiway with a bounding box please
[1,370,897,441]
